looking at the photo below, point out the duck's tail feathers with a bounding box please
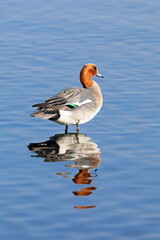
[30,109,60,120]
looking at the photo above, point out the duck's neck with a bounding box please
[80,71,94,88]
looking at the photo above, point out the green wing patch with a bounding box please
[67,104,78,109]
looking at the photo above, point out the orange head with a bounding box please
[80,63,103,88]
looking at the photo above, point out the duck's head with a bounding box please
[80,63,103,88]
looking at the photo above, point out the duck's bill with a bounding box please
[96,73,104,78]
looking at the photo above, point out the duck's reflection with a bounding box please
[28,133,101,209]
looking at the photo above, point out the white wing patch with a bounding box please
[77,99,92,106]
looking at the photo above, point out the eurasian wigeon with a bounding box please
[31,63,104,133]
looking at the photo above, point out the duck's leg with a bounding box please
[65,125,68,134]
[76,122,80,133]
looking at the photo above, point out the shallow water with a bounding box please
[0,0,160,239]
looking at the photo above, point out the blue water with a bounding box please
[0,0,160,239]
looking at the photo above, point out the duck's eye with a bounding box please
[93,66,97,70]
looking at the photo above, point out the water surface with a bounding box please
[0,0,160,239]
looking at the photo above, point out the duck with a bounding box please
[31,63,104,133]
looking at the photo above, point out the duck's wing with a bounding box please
[32,87,87,111]
[46,87,83,106]
[31,87,94,120]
